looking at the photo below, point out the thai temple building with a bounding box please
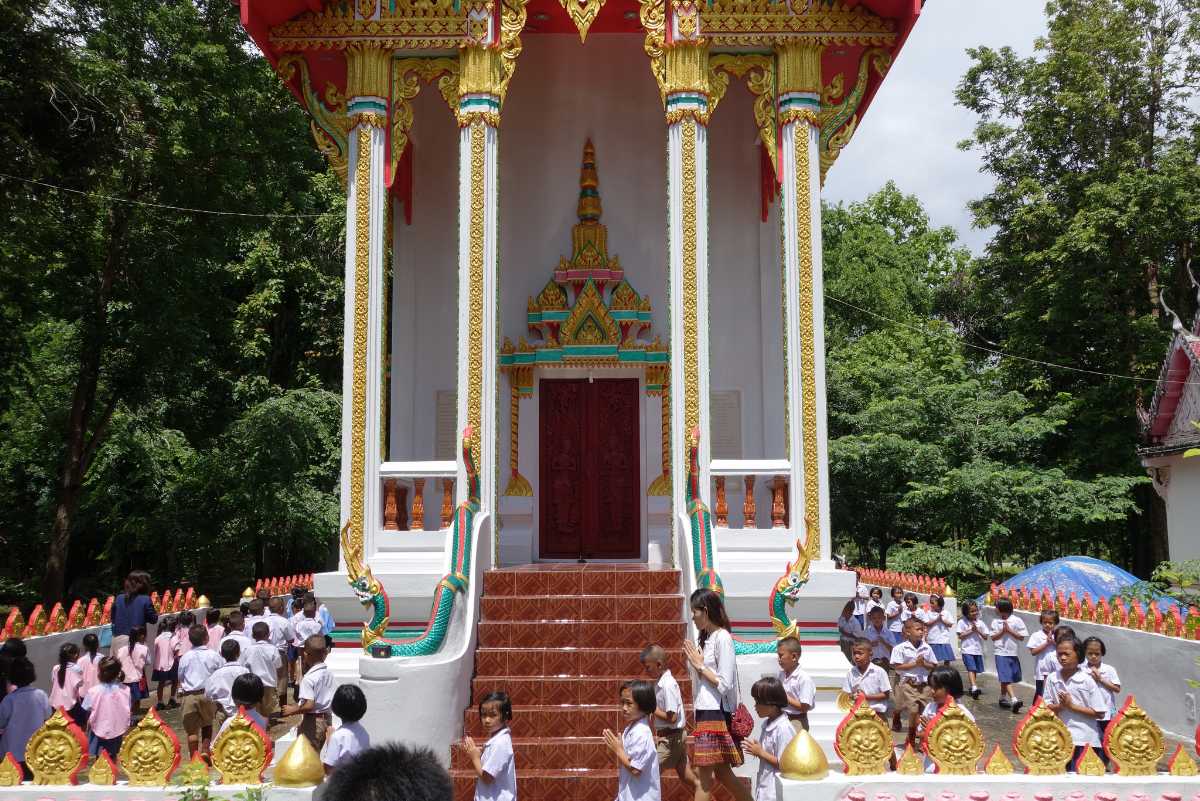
[235,0,929,792]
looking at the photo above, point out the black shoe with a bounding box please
[155,702,166,711]
[998,697,1012,708]
[167,700,180,709]
[1010,700,1023,714]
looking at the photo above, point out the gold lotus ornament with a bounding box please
[833,694,890,775]
[1074,746,1105,776]
[895,742,923,775]
[196,594,211,608]
[1106,696,1163,776]
[835,690,852,711]
[211,708,273,784]
[0,753,23,786]
[26,708,87,784]
[118,708,181,785]
[273,733,326,787]
[1167,743,1198,776]
[923,700,985,775]
[88,751,116,785]
[982,744,1014,774]
[1012,699,1071,775]
[779,728,828,780]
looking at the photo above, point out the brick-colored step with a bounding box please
[452,768,745,801]
[463,704,696,738]
[481,594,684,622]
[474,646,691,678]
[478,620,685,649]
[471,674,685,706]
[484,568,681,597]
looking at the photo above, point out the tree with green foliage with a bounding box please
[0,0,344,602]
[955,0,1200,573]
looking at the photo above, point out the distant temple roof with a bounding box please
[1138,281,1200,457]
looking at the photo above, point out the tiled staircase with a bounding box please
[451,564,740,801]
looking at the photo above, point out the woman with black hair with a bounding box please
[111,570,158,655]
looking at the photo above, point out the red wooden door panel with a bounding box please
[538,378,640,560]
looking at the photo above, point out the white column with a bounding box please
[338,45,392,568]
[663,35,712,518]
[778,42,833,566]
[455,41,504,529]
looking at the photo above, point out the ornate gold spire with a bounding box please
[577,139,602,223]
[557,139,621,289]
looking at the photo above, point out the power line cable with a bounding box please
[0,172,332,219]
[825,292,1200,387]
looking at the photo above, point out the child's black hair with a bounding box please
[82,633,99,657]
[995,598,1014,614]
[98,656,122,684]
[750,676,788,709]
[221,639,241,662]
[1082,636,1106,656]
[478,691,512,722]
[332,684,368,723]
[129,625,146,645]
[252,621,270,640]
[188,623,208,647]
[1039,608,1061,624]
[8,657,35,687]
[928,665,964,699]
[178,610,196,627]
[903,592,918,605]
[158,615,177,634]
[961,599,980,617]
[322,744,452,801]
[57,642,79,688]
[0,638,26,659]
[206,608,222,625]
[929,594,944,610]
[1053,625,1077,644]
[621,680,657,717]
[231,673,264,708]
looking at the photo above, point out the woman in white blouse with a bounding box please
[682,589,754,801]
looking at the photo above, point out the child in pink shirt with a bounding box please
[115,626,148,717]
[172,611,196,660]
[78,633,101,694]
[206,608,225,647]
[152,616,179,711]
[48,643,85,727]
[82,657,130,759]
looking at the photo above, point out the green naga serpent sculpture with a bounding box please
[685,429,818,655]
[340,426,479,657]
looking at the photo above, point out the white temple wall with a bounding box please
[390,33,787,546]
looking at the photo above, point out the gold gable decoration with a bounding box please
[26,708,87,785]
[211,709,273,784]
[1013,701,1072,775]
[924,700,985,775]
[118,708,181,786]
[1107,697,1164,776]
[560,282,621,348]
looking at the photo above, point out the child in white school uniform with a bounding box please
[1082,636,1120,745]
[989,598,1028,713]
[890,617,936,733]
[282,634,334,751]
[955,600,987,699]
[884,587,905,645]
[912,666,974,770]
[204,640,249,730]
[322,685,371,774]
[852,583,870,629]
[776,637,815,732]
[1027,609,1061,700]
[863,607,891,668]
[640,644,697,791]
[837,601,866,662]
[842,639,891,719]
[216,674,268,739]
[1043,638,1108,772]
[245,622,283,716]
[744,677,795,801]
[459,691,516,801]
[603,680,660,801]
[922,595,955,664]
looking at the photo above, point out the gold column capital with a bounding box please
[457,45,505,126]
[346,44,392,99]
[663,40,709,96]
[775,41,823,95]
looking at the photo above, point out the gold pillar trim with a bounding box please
[663,41,709,97]
[708,53,778,177]
[347,44,392,99]
[459,45,504,97]
[465,119,487,470]
[680,117,700,439]
[647,381,671,496]
[391,57,459,179]
[504,367,532,496]
[639,0,667,101]
[776,41,823,95]
[347,124,373,565]
[790,119,820,540]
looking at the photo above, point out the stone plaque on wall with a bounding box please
[435,390,456,460]
[710,390,742,460]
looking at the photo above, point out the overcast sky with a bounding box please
[821,1,1049,254]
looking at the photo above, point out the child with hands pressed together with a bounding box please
[1082,636,1120,744]
[1043,638,1108,771]
[884,587,905,645]
[640,645,697,792]
[954,601,987,699]
[841,639,891,719]
[1027,609,1061,700]
[603,681,660,801]
[459,691,515,801]
[989,598,1027,713]
[837,602,865,662]
[863,607,890,668]
[889,618,936,733]
[921,595,955,664]
[743,678,794,801]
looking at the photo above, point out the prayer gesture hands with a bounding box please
[602,729,627,761]
[459,736,481,759]
[683,641,705,671]
[743,737,766,759]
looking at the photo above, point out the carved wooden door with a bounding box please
[539,378,640,560]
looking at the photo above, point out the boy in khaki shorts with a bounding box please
[640,644,697,792]
[177,624,223,757]
[889,617,935,734]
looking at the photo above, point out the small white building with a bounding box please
[1139,294,1200,560]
